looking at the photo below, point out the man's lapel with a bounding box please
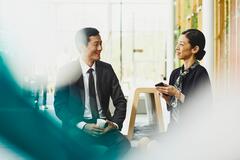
[75,60,85,107]
[95,61,102,106]
[78,74,85,106]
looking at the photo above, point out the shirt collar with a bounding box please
[181,60,199,73]
[79,58,96,74]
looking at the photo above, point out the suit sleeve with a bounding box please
[54,70,82,128]
[109,66,127,130]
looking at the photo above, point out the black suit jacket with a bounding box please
[54,60,127,130]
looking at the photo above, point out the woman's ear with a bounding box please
[192,45,200,55]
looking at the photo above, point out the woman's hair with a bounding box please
[182,29,206,60]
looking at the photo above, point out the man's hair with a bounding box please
[75,27,99,50]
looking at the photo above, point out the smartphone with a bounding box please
[155,82,168,96]
[155,82,165,87]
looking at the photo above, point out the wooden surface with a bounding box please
[125,87,166,140]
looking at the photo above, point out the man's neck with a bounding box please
[82,57,94,67]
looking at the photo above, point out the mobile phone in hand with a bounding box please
[155,82,168,96]
[155,82,165,87]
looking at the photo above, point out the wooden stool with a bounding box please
[124,87,166,140]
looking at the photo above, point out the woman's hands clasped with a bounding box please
[156,84,184,103]
[156,84,180,103]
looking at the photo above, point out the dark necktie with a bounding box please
[87,68,99,119]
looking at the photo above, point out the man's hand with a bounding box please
[102,120,117,134]
[83,123,104,137]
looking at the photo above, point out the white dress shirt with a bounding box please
[77,59,105,129]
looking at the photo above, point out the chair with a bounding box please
[122,87,166,140]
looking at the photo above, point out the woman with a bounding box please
[156,29,212,124]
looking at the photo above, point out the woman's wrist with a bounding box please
[175,89,185,103]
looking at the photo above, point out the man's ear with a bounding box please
[79,44,87,52]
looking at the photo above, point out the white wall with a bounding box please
[202,0,214,81]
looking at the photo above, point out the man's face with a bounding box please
[82,34,102,62]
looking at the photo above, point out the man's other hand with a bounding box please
[83,123,104,137]
[102,120,117,134]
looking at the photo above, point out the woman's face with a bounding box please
[175,34,197,61]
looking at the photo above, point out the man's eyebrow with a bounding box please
[92,40,102,43]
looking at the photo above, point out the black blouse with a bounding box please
[168,64,212,111]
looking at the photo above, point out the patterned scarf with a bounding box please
[170,61,199,122]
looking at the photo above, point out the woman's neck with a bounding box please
[183,58,196,70]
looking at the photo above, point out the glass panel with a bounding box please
[120,3,168,89]
[0,0,169,99]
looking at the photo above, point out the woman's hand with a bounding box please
[161,93,171,104]
[155,84,172,103]
[156,84,178,96]
[156,85,184,103]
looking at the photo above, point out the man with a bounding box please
[54,27,130,159]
